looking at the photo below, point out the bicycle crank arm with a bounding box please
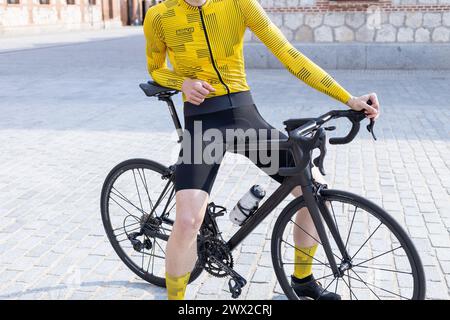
[209,256,247,299]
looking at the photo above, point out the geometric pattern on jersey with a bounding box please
[143,0,352,104]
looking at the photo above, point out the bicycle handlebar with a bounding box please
[279,102,376,177]
[328,110,366,145]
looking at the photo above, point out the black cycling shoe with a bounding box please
[291,275,341,300]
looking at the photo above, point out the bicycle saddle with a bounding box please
[139,81,179,97]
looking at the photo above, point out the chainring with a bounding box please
[198,237,233,278]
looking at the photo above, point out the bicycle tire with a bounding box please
[100,158,203,288]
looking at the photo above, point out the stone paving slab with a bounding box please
[0,32,449,300]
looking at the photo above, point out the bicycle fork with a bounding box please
[301,185,351,278]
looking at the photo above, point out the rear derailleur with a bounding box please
[127,213,160,252]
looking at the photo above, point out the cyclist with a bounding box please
[143,0,380,300]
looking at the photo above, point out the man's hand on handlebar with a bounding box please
[182,79,216,105]
[346,93,380,120]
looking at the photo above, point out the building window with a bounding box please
[66,0,75,4]
[7,0,21,4]
[88,0,96,4]
[39,0,50,4]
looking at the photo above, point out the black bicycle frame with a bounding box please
[157,94,349,277]
[224,166,341,277]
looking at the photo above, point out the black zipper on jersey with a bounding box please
[198,6,232,105]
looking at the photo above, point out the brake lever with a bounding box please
[367,119,377,141]
[313,136,327,176]
[365,99,377,141]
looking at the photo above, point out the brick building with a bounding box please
[2,0,449,41]
[0,0,138,34]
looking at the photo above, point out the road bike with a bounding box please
[100,81,426,300]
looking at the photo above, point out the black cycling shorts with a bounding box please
[175,91,294,194]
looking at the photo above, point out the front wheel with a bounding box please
[271,189,426,300]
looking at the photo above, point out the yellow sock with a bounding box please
[293,244,318,279]
[166,272,191,300]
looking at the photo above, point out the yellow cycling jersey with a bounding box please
[143,0,352,104]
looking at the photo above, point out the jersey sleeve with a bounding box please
[143,9,187,90]
[237,0,352,104]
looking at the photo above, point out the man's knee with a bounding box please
[173,189,209,240]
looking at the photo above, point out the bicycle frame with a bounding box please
[223,166,343,278]
[154,94,351,278]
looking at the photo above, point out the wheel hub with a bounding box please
[338,259,353,275]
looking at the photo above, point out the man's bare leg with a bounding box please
[165,189,209,300]
[292,167,327,279]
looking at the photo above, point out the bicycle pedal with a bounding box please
[228,277,247,299]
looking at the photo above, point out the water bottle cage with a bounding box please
[237,202,257,219]
[208,202,227,218]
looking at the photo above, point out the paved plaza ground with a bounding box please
[0,29,449,299]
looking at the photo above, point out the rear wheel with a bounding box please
[271,189,426,300]
[100,159,203,287]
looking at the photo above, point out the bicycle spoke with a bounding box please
[348,269,381,300]
[289,219,323,246]
[354,264,412,275]
[348,270,409,300]
[111,187,148,216]
[354,246,403,267]
[138,168,154,212]
[334,277,339,294]
[341,275,358,300]
[317,277,336,300]
[132,169,144,212]
[109,196,141,223]
[282,262,328,266]
[347,270,352,300]
[115,225,141,238]
[344,206,357,251]
[329,201,342,242]
[113,221,140,232]
[314,272,335,282]
[146,243,152,274]
[130,250,165,260]
[141,245,145,270]
[153,237,166,256]
[151,238,157,274]
[351,222,383,260]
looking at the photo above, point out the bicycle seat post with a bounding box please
[158,93,183,144]
[139,81,183,143]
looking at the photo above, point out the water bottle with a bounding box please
[229,185,266,226]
